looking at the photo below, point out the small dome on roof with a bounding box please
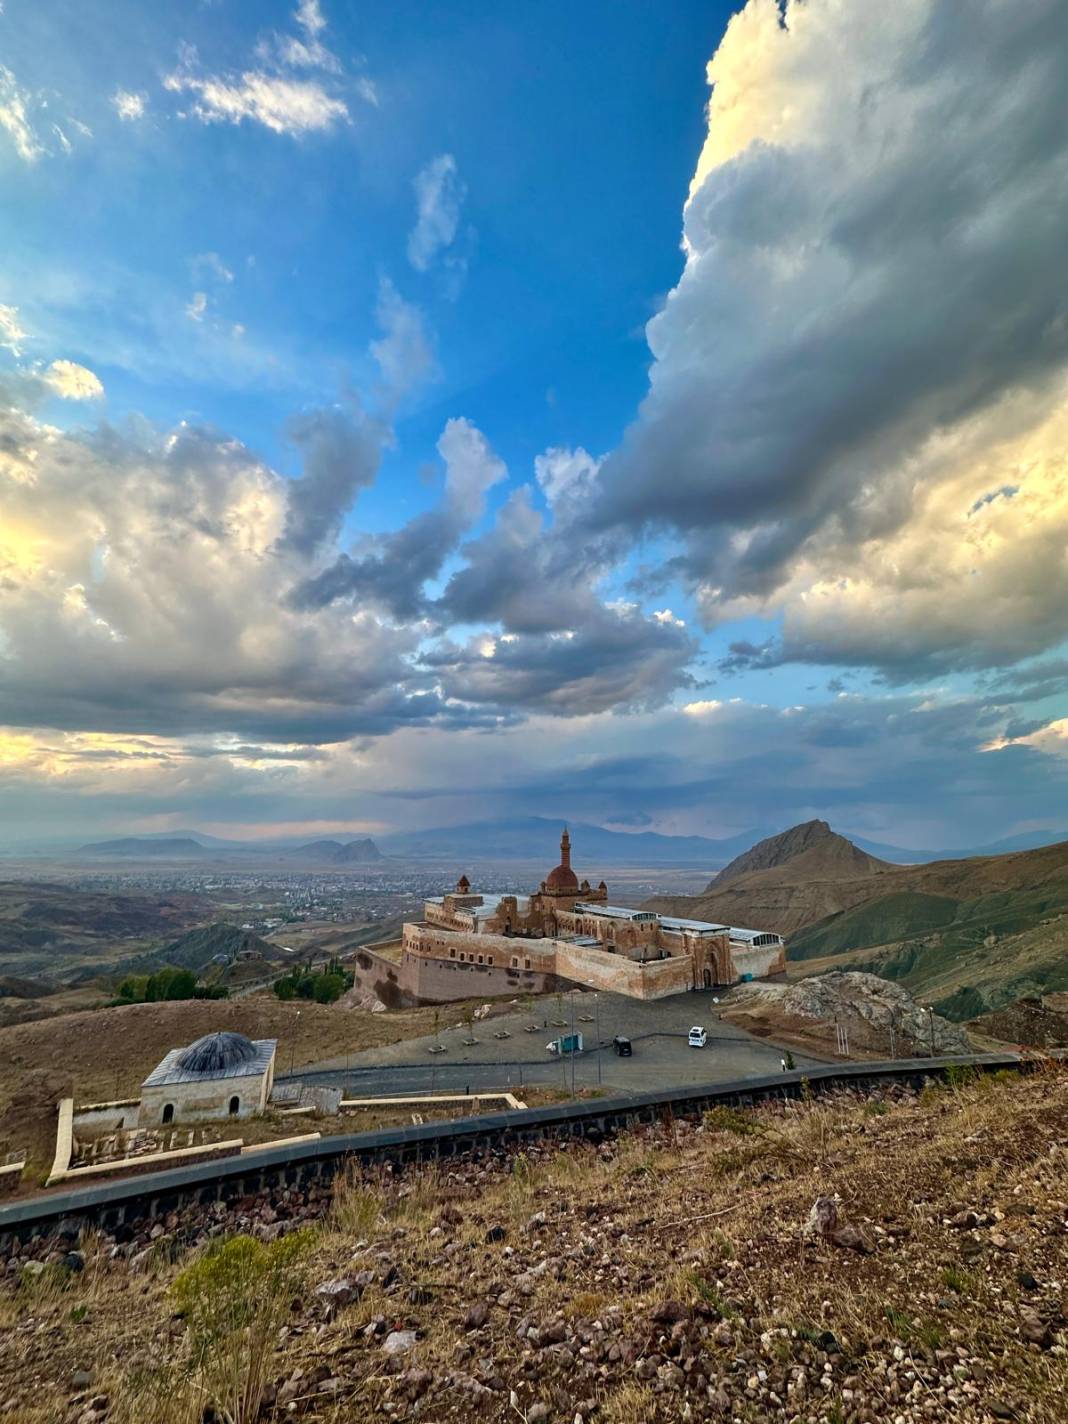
[545,862,579,891]
[175,1031,258,1075]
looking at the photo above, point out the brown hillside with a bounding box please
[645,832,1068,939]
[3,1070,1067,1423]
[710,819,890,887]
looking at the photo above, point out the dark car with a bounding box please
[612,1035,633,1057]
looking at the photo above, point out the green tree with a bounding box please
[312,972,346,1004]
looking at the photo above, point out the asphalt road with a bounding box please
[282,988,829,1097]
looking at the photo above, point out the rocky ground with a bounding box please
[721,971,971,1059]
[1,1065,1066,1424]
[970,995,1068,1050]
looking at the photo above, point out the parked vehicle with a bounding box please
[688,1025,708,1048]
[612,1035,633,1057]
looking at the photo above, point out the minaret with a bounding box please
[560,826,571,870]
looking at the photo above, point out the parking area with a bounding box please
[287,987,828,1098]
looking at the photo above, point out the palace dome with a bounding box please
[545,862,579,891]
[175,1031,258,1075]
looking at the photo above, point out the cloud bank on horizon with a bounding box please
[0,0,1066,849]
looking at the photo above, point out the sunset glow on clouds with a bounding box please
[0,0,1066,847]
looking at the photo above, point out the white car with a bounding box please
[687,1025,708,1048]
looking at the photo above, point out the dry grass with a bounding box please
[1,1068,1067,1422]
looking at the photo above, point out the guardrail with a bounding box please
[0,1051,1026,1244]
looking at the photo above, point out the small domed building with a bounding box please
[138,1030,277,1126]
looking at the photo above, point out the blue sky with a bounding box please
[1,0,1067,848]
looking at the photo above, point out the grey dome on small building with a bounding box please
[175,1031,258,1075]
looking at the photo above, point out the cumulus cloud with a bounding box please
[185,291,208,322]
[0,395,439,744]
[112,90,147,122]
[408,154,468,280]
[42,360,104,400]
[277,401,389,557]
[420,603,697,718]
[535,446,602,509]
[591,0,1068,680]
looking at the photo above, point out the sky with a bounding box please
[1,0,1067,851]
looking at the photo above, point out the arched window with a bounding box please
[161,1102,174,1125]
[228,1095,240,1116]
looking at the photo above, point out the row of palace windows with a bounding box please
[447,946,533,970]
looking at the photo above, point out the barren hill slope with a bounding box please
[645,822,903,936]
[647,829,1068,942]
[711,819,891,887]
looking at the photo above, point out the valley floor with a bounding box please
[1,1065,1066,1422]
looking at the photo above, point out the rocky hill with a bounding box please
[711,819,890,887]
[142,921,282,974]
[721,971,971,1058]
[2,1067,1066,1423]
[288,838,382,864]
[645,821,901,936]
[647,829,1068,1025]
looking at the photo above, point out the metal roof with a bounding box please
[142,1038,276,1089]
[571,902,657,921]
[658,915,730,934]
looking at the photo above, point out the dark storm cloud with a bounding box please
[421,607,697,718]
[586,0,1068,675]
[277,402,388,557]
[289,510,457,621]
[434,488,613,635]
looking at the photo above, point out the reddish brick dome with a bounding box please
[545,862,579,891]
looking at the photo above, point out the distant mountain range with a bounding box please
[377,817,762,865]
[76,834,382,864]
[51,819,1068,868]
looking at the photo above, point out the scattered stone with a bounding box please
[383,1329,418,1356]
[315,1278,355,1308]
[808,1197,874,1253]
[464,1300,491,1330]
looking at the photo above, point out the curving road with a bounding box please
[281,988,830,1098]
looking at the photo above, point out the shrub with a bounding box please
[171,1230,312,1424]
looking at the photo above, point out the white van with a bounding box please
[687,1025,707,1048]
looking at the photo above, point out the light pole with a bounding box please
[569,990,577,1098]
[594,992,602,1086]
[926,1006,935,1058]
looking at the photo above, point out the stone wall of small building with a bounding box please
[138,1065,272,1128]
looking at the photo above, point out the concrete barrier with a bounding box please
[47,1098,74,1185]
[0,1052,1032,1243]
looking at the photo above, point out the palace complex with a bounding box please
[398,829,786,1002]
